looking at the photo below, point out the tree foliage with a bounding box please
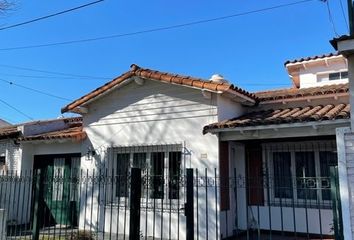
[0,0,13,13]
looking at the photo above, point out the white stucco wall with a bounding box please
[82,79,221,172]
[20,141,81,171]
[0,139,20,172]
[298,62,347,88]
[217,95,245,122]
[79,79,241,239]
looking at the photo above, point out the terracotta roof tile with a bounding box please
[19,126,86,142]
[254,83,349,102]
[284,52,340,65]
[0,126,20,139]
[62,64,257,113]
[203,104,350,133]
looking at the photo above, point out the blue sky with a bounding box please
[0,0,349,123]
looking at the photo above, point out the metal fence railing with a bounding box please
[0,165,342,240]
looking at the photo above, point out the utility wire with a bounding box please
[0,64,110,79]
[338,0,349,31]
[0,98,33,120]
[0,0,104,31]
[325,0,340,36]
[0,72,102,80]
[0,64,291,86]
[0,78,73,102]
[0,0,315,51]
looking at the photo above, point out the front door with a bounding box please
[34,154,80,227]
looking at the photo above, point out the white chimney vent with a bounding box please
[210,74,229,84]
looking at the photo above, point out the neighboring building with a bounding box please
[0,53,350,239]
[204,54,349,238]
[0,119,11,128]
[0,117,85,225]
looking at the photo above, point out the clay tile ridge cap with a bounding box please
[62,64,256,113]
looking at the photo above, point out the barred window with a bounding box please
[0,156,5,172]
[273,152,292,199]
[269,143,338,205]
[112,145,183,200]
[116,153,130,198]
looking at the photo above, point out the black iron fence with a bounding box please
[0,165,343,240]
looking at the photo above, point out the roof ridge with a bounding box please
[62,64,257,113]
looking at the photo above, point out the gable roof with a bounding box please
[61,64,257,113]
[204,103,350,133]
[255,83,348,102]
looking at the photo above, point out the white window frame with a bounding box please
[317,69,348,83]
[111,144,184,204]
[264,141,336,208]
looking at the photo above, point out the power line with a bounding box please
[338,0,349,31]
[0,64,110,79]
[325,0,340,36]
[0,72,96,80]
[0,0,104,31]
[0,0,315,51]
[0,98,33,120]
[0,77,73,101]
[0,64,293,86]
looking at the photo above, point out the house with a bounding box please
[203,53,349,238]
[59,55,348,239]
[0,117,85,226]
[0,53,349,239]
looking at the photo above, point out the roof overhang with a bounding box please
[208,119,350,141]
[285,55,346,88]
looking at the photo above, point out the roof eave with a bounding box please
[204,118,350,134]
[61,71,134,113]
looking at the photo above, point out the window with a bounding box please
[133,153,147,197]
[0,156,5,172]
[168,152,181,199]
[151,152,165,199]
[112,145,182,200]
[116,153,129,198]
[320,151,337,200]
[273,152,292,199]
[329,71,348,80]
[295,152,316,200]
[318,71,348,82]
[269,143,338,205]
[53,158,65,201]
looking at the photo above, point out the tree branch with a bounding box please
[0,1,13,13]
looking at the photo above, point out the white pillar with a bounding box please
[336,127,354,240]
[348,55,354,130]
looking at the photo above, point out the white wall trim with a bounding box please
[336,127,352,240]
